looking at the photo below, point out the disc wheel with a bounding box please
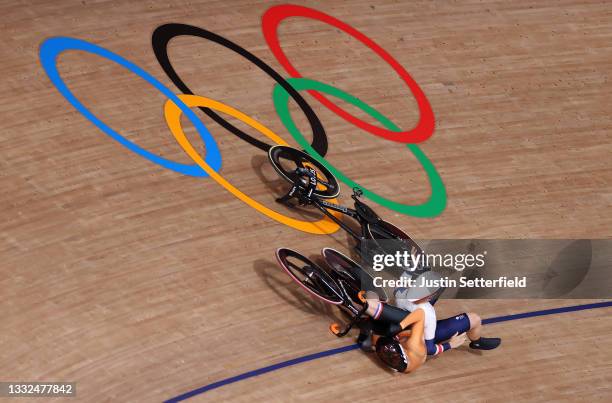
[365,220,429,273]
[268,145,340,199]
[367,220,424,253]
[276,248,343,305]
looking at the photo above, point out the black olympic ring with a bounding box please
[152,23,328,156]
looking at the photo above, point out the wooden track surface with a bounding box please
[1,0,611,401]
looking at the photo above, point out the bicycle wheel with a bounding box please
[268,145,340,199]
[275,248,344,305]
[367,220,424,253]
[321,247,388,303]
[365,220,429,273]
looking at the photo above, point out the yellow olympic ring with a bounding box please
[164,94,342,234]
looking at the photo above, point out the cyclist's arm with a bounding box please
[425,339,451,356]
[399,307,424,329]
[402,303,449,356]
[400,309,450,356]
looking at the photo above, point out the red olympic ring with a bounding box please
[262,4,435,144]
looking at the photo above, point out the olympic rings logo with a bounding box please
[39,4,447,235]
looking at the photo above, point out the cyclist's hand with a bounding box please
[448,332,467,348]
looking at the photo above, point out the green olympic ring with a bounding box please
[273,78,447,217]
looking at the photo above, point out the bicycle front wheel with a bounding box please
[268,145,340,199]
[275,248,344,305]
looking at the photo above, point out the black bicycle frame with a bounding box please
[327,269,369,336]
[313,199,367,241]
[276,170,373,241]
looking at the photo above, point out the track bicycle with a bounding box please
[268,145,428,273]
[275,247,387,336]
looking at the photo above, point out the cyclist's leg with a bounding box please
[465,312,501,350]
[434,313,472,343]
[434,312,500,350]
[466,312,481,340]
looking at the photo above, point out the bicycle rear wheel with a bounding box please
[365,220,428,274]
[367,220,424,253]
[275,248,344,305]
[268,145,340,199]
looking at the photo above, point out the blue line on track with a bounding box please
[481,301,612,324]
[165,301,612,402]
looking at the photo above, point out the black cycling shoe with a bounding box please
[357,329,374,352]
[357,334,373,351]
[469,337,501,350]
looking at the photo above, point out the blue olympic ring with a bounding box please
[39,37,222,177]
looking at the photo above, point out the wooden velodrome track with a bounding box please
[1,0,611,401]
